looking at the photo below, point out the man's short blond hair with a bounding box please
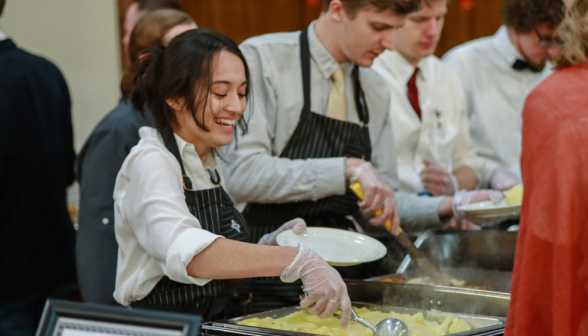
[554,0,588,68]
[323,0,422,16]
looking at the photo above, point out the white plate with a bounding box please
[457,201,521,218]
[276,227,387,267]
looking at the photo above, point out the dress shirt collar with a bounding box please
[378,49,426,84]
[0,30,8,42]
[173,133,217,171]
[308,21,344,79]
[492,25,525,67]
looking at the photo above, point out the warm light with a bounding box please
[459,0,474,12]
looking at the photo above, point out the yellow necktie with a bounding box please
[326,66,348,121]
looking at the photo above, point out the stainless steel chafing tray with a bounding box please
[365,267,513,293]
[396,230,518,274]
[202,281,510,336]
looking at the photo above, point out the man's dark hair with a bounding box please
[323,0,421,16]
[137,0,181,11]
[0,0,6,16]
[502,0,566,34]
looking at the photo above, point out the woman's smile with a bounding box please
[214,117,237,132]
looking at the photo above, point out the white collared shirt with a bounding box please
[227,21,445,229]
[113,127,224,306]
[0,30,8,41]
[373,50,485,194]
[442,26,553,183]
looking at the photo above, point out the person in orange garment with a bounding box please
[505,0,588,335]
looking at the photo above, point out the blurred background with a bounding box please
[2,0,503,150]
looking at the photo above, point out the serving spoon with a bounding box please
[335,307,410,336]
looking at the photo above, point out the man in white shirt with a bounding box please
[227,0,460,238]
[373,0,485,197]
[443,0,566,188]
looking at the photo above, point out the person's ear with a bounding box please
[166,96,186,112]
[329,0,346,23]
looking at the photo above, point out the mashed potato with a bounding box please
[239,307,472,336]
[503,184,523,205]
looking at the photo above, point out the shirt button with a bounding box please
[102,217,110,225]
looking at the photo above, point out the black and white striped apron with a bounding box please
[132,128,250,321]
[239,27,373,313]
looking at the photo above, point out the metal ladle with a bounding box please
[335,307,410,336]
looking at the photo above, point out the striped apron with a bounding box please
[132,128,250,321]
[240,27,374,313]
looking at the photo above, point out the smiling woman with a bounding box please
[113,29,353,324]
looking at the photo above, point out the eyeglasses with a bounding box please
[534,28,565,48]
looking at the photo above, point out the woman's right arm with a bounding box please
[187,240,351,327]
[122,144,351,326]
[186,239,298,279]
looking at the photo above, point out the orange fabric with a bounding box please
[505,63,588,336]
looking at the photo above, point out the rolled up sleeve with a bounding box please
[122,147,222,285]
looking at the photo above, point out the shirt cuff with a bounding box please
[165,228,223,285]
[396,192,445,232]
[311,157,346,200]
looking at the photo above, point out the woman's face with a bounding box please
[174,50,247,154]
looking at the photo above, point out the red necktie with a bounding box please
[407,68,421,119]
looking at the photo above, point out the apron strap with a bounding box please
[160,127,194,191]
[161,127,222,190]
[299,28,312,121]
[299,27,369,125]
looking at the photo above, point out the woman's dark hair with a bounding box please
[128,29,250,135]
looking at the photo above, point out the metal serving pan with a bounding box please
[204,304,504,336]
[202,281,509,336]
[396,230,518,274]
[365,267,513,293]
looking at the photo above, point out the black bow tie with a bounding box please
[512,59,541,72]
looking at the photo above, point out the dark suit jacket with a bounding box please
[0,39,76,299]
[75,100,154,304]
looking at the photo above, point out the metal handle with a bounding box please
[334,308,376,332]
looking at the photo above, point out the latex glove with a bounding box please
[258,218,306,246]
[452,189,514,225]
[350,162,397,226]
[281,245,351,328]
[490,167,519,191]
[444,217,482,231]
[421,159,458,196]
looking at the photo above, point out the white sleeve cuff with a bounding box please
[312,157,346,200]
[165,228,223,285]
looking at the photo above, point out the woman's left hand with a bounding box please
[257,218,307,245]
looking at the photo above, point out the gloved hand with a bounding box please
[281,245,351,328]
[421,159,458,196]
[257,218,306,246]
[350,162,397,226]
[452,189,514,225]
[490,167,519,191]
[443,217,482,231]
